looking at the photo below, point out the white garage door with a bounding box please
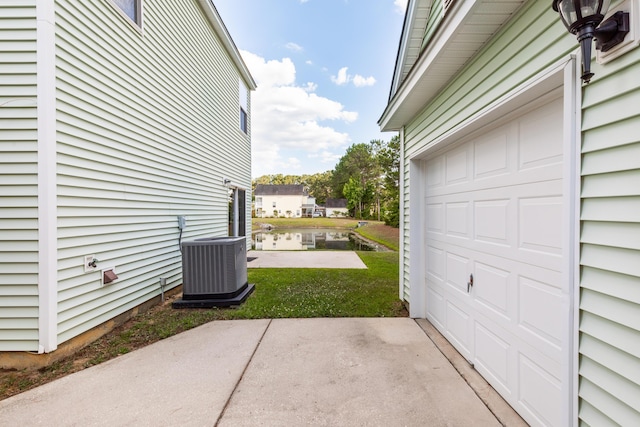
[424,96,569,427]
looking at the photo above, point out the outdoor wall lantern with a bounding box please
[552,0,630,83]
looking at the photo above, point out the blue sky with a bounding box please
[214,0,407,178]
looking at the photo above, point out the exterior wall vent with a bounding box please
[172,236,254,308]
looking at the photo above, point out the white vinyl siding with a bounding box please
[578,43,640,425]
[54,0,251,344]
[0,2,39,351]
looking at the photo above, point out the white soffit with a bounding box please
[389,1,433,97]
[380,0,526,131]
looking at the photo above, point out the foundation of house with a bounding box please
[0,285,183,371]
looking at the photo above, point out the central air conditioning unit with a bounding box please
[172,236,254,308]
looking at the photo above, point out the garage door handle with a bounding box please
[467,274,473,293]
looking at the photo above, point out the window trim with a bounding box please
[240,107,248,134]
[109,0,144,29]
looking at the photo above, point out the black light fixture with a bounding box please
[552,0,630,83]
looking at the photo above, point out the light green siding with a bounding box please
[54,0,251,344]
[578,39,640,425]
[399,0,640,424]
[0,2,39,351]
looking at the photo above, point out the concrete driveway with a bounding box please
[0,318,525,426]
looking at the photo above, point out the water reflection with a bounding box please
[252,228,377,251]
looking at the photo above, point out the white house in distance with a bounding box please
[0,0,255,367]
[380,1,640,426]
[254,184,315,218]
[325,198,349,217]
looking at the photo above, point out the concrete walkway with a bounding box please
[0,318,526,426]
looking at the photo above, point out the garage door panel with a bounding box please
[518,276,564,348]
[474,261,511,320]
[475,322,512,394]
[445,144,472,185]
[426,285,445,329]
[426,244,445,282]
[474,199,510,245]
[446,300,473,358]
[426,202,444,234]
[474,129,511,179]
[426,156,444,189]
[445,252,471,294]
[518,102,563,172]
[518,353,563,427]
[445,201,471,239]
[519,196,563,256]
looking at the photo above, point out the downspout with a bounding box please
[36,0,58,353]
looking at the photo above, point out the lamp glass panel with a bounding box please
[580,0,600,17]
[559,1,579,25]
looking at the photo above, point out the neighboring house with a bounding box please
[380,1,639,426]
[325,198,349,217]
[254,184,315,218]
[0,0,255,366]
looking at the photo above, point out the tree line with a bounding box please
[252,136,400,227]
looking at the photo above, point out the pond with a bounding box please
[252,228,380,251]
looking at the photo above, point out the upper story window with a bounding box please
[240,108,248,133]
[239,78,248,134]
[112,0,143,27]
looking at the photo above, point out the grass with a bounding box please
[253,217,360,230]
[0,244,404,401]
[227,252,403,318]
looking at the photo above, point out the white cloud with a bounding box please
[331,67,350,85]
[394,0,408,14]
[353,74,376,87]
[285,42,303,52]
[331,67,376,88]
[302,82,318,92]
[240,50,358,176]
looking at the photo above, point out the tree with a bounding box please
[343,177,365,219]
[332,143,380,219]
[374,136,400,227]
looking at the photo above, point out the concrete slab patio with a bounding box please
[247,250,367,269]
[0,318,526,426]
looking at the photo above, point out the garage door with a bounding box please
[424,96,569,427]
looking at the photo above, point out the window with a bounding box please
[240,108,248,133]
[112,0,143,26]
[239,78,248,133]
[272,201,276,208]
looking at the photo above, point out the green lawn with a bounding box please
[228,251,404,318]
[253,217,360,230]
